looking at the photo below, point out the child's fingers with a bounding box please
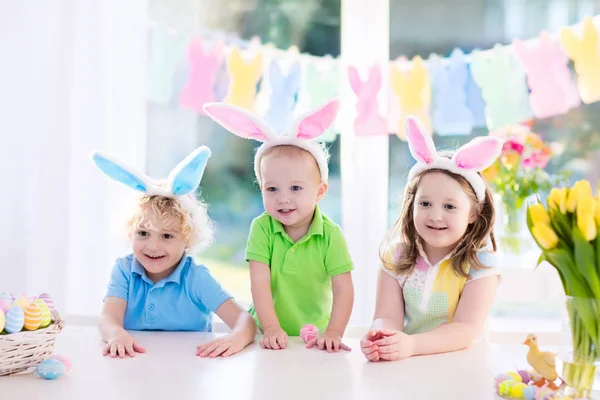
[360,338,373,348]
[209,343,230,358]
[221,345,239,357]
[366,350,380,361]
[125,344,136,357]
[199,341,221,357]
[379,351,400,361]
[118,345,126,358]
[333,340,340,352]
[102,344,110,356]
[305,337,317,348]
[110,344,118,358]
[268,336,280,350]
[340,342,352,351]
[259,338,267,349]
[376,329,398,337]
[326,339,333,353]
[133,342,146,353]
[373,335,398,346]
[377,344,398,354]
[277,335,287,349]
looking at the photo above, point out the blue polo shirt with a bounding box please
[105,253,232,331]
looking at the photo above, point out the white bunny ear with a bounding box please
[452,136,503,171]
[290,100,340,140]
[91,151,152,193]
[405,116,437,164]
[168,146,211,195]
[203,102,278,141]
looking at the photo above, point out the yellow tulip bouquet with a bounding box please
[527,180,600,396]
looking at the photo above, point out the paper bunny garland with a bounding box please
[203,100,339,182]
[91,146,211,198]
[405,116,503,201]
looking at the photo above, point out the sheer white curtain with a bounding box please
[0,0,147,317]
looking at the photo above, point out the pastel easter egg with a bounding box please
[36,359,66,380]
[34,299,52,328]
[0,292,13,303]
[24,303,42,331]
[38,293,54,311]
[299,324,319,343]
[507,371,523,382]
[0,299,11,313]
[510,382,527,398]
[498,380,515,396]
[0,309,5,332]
[50,354,71,371]
[522,385,536,400]
[18,293,34,304]
[5,306,25,333]
[517,369,531,384]
[12,297,29,309]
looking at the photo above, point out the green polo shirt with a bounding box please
[246,206,354,336]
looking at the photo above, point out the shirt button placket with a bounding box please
[146,288,157,325]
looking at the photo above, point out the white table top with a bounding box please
[2,326,599,400]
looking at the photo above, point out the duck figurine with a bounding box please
[524,333,561,390]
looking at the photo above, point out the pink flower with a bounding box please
[502,137,525,155]
[521,151,550,169]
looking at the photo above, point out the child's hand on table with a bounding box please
[260,325,288,350]
[306,330,351,352]
[362,329,415,362]
[196,332,248,358]
[102,330,146,358]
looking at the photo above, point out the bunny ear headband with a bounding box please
[405,116,503,201]
[202,100,339,182]
[90,146,211,197]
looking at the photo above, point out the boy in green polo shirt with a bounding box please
[204,100,355,353]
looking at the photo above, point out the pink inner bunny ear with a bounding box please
[294,100,340,139]
[405,116,436,164]
[203,103,277,141]
[453,136,503,171]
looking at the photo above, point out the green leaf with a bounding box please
[544,248,592,297]
[573,228,600,298]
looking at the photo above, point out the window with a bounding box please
[146,0,342,307]
[389,0,600,337]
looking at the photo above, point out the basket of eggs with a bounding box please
[0,292,65,376]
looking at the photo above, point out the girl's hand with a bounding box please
[360,330,385,361]
[196,333,246,358]
[306,330,351,352]
[372,329,416,361]
[260,325,288,350]
[102,330,146,358]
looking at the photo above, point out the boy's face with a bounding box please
[260,151,327,232]
[131,212,187,283]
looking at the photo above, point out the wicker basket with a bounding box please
[0,311,65,376]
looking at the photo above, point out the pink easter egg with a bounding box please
[50,354,71,371]
[38,293,54,311]
[300,324,319,343]
[0,299,11,313]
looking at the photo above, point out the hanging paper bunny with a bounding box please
[514,31,580,119]
[405,115,503,202]
[147,26,187,105]
[179,38,224,114]
[465,63,487,128]
[560,16,600,104]
[203,100,339,182]
[90,146,211,198]
[224,46,264,110]
[296,60,340,142]
[264,61,302,133]
[429,49,473,136]
[470,44,532,130]
[348,65,388,137]
[390,56,432,140]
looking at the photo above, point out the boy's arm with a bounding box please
[325,272,354,336]
[215,298,257,345]
[249,260,280,330]
[98,297,128,343]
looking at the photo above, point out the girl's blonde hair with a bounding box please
[124,181,213,252]
[380,168,496,278]
[258,143,330,184]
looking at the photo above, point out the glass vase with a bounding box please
[556,297,600,399]
[496,198,534,255]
